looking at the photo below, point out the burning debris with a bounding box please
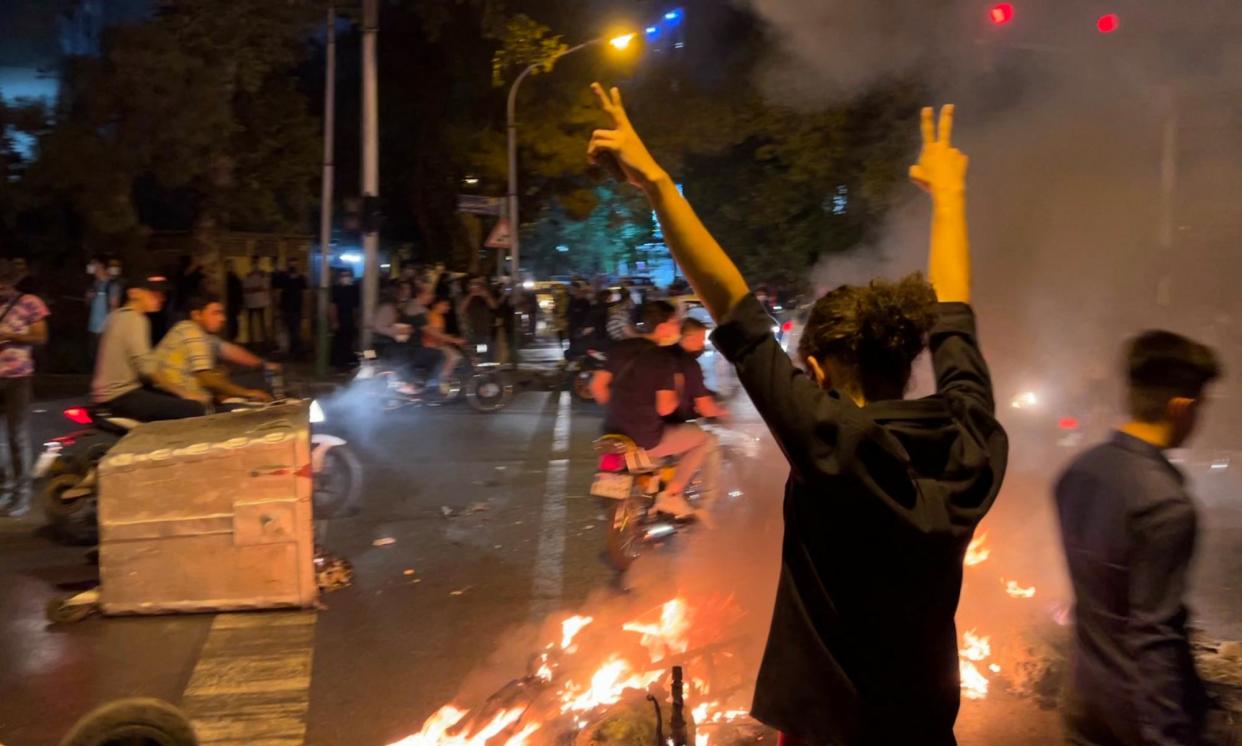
[389,596,769,745]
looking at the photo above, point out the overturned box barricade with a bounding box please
[97,403,317,615]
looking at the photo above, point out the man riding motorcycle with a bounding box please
[590,300,714,519]
[372,281,447,394]
[91,275,207,421]
[152,293,276,407]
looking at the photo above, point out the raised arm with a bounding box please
[587,84,749,321]
[909,105,971,304]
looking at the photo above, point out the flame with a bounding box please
[622,598,691,662]
[561,615,594,651]
[964,532,990,567]
[559,655,664,713]
[960,629,991,661]
[389,705,537,746]
[1002,579,1036,598]
[957,628,992,700]
[696,735,710,746]
[959,660,990,700]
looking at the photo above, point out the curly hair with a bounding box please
[797,273,937,401]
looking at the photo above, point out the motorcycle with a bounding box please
[36,395,361,543]
[590,433,707,573]
[352,342,513,413]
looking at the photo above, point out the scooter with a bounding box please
[352,342,513,413]
[36,396,361,543]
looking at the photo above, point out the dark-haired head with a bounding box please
[797,273,937,402]
[638,300,681,346]
[681,317,709,355]
[1125,330,1221,447]
[188,292,226,334]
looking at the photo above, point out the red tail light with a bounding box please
[599,453,626,472]
[781,321,793,333]
[1058,416,1080,431]
[63,407,93,425]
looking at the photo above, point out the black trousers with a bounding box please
[103,387,206,422]
[284,310,303,356]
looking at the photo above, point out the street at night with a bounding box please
[4,0,1242,744]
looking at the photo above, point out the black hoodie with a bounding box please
[712,295,1008,746]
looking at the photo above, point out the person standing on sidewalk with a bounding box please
[0,260,50,518]
[277,257,307,358]
[1056,331,1222,746]
[243,256,271,350]
[224,258,244,340]
[86,255,121,363]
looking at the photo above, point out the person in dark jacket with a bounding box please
[587,85,1007,744]
[224,259,244,340]
[1055,331,1221,746]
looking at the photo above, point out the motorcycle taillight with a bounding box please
[599,453,626,472]
[63,407,92,425]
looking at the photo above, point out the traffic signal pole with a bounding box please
[360,0,380,350]
[316,4,336,378]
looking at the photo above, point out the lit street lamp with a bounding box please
[505,32,635,296]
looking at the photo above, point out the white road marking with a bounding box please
[551,389,571,454]
[531,392,572,619]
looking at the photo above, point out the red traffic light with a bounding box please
[989,3,1014,26]
[1096,13,1120,33]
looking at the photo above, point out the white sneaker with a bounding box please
[653,491,696,520]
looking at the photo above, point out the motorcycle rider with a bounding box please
[591,300,714,519]
[91,275,207,421]
[152,293,275,406]
[669,317,728,422]
[372,281,445,393]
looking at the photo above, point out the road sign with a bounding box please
[457,195,503,216]
[485,217,512,249]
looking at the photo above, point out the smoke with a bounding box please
[743,0,1242,705]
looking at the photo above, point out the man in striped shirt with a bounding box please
[154,293,276,406]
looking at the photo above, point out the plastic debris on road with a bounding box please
[372,537,396,547]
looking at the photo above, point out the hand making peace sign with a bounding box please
[909,105,969,196]
[587,82,668,190]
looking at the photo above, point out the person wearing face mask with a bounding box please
[0,260,49,519]
[85,256,122,363]
[590,300,714,519]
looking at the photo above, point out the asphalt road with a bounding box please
[0,371,1238,746]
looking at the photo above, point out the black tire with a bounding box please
[46,596,96,625]
[466,370,513,413]
[572,371,594,402]
[313,445,363,519]
[42,473,90,525]
[59,698,198,746]
[605,497,644,573]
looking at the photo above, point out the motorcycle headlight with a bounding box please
[309,399,325,424]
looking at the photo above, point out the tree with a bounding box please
[21,0,324,254]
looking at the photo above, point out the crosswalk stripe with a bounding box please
[181,610,317,745]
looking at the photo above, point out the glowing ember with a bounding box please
[389,705,537,746]
[559,655,664,713]
[696,734,710,746]
[622,598,691,662]
[964,532,990,566]
[560,615,594,650]
[1003,579,1036,598]
[989,663,1001,673]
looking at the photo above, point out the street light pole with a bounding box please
[360,0,380,350]
[505,39,604,290]
[315,4,336,378]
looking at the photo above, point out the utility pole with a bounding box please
[1156,84,1178,310]
[360,0,380,349]
[316,4,336,377]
